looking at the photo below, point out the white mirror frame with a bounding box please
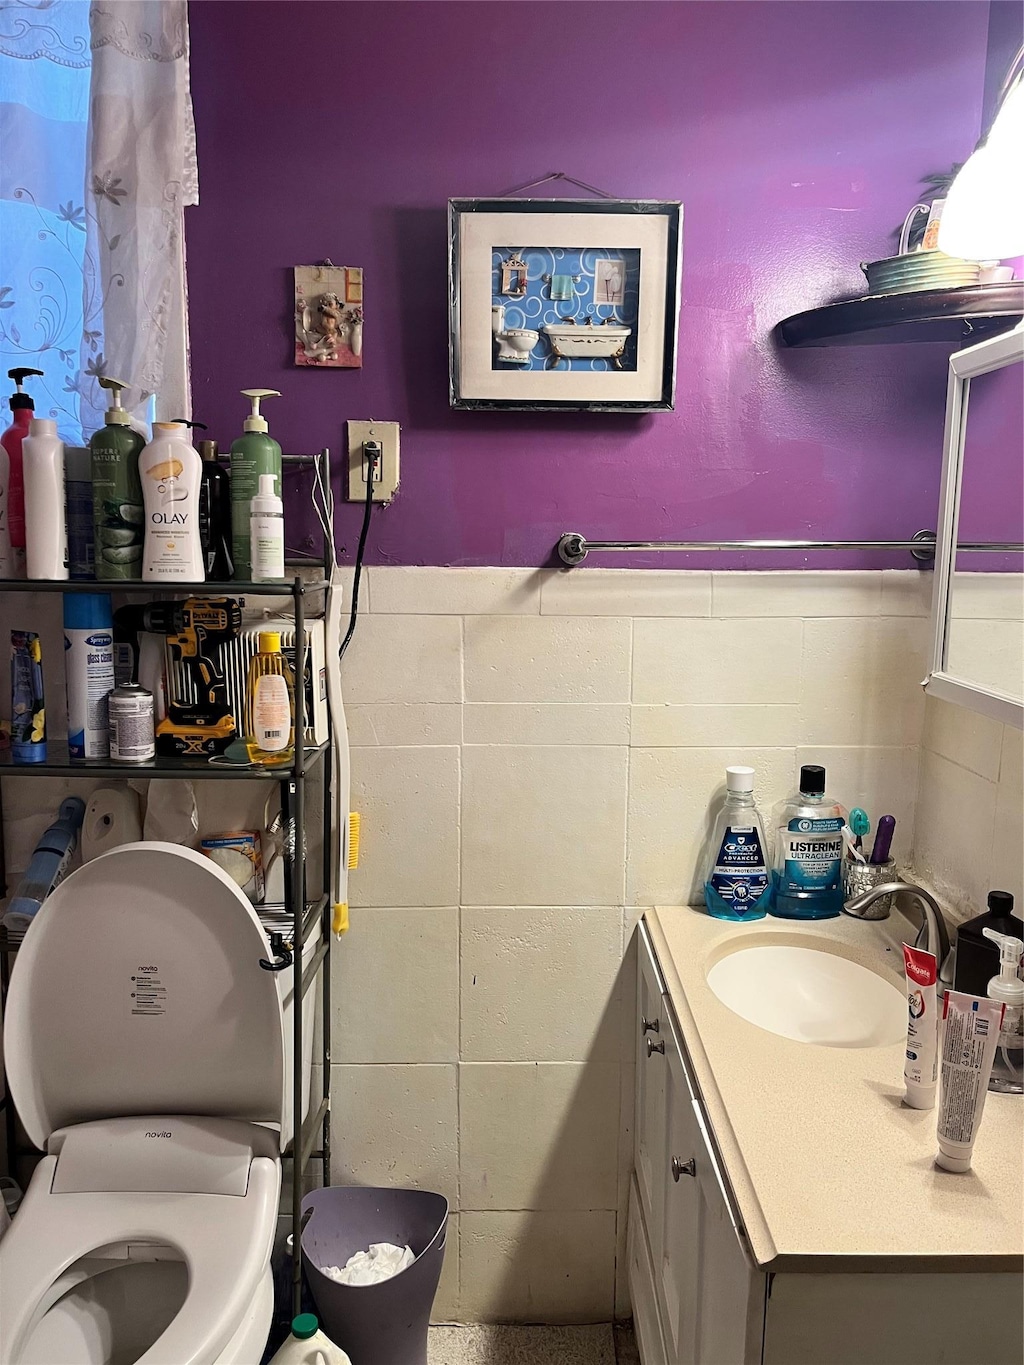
[926,321,1024,729]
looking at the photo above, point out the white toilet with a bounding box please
[491,304,539,363]
[0,843,294,1365]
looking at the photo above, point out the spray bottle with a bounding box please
[1,367,45,577]
[983,928,1024,1094]
[90,377,146,580]
[230,389,281,580]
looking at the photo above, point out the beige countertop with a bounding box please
[646,905,1024,1272]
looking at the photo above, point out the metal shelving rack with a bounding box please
[0,449,333,1320]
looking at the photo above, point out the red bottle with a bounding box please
[1,368,45,577]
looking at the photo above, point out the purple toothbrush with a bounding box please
[869,815,896,865]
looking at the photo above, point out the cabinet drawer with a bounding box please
[635,922,669,1249]
[628,1175,668,1365]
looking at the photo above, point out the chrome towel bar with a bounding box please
[556,530,1024,565]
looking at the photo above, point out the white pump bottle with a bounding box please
[250,472,285,582]
[984,927,1024,1093]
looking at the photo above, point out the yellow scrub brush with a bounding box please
[332,812,360,935]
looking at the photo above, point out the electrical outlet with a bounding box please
[347,420,400,502]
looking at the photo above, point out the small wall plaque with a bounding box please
[294,264,363,368]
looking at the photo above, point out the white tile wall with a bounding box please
[461,745,629,906]
[541,568,711,618]
[0,567,961,1328]
[799,617,928,746]
[333,908,459,1063]
[330,1063,459,1206]
[459,1062,620,1211]
[463,703,630,746]
[460,906,624,1062]
[464,616,632,703]
[914,697,1023,916]
[348,745,460,907]
[459,1210,617,1323]
[711,570,881,617]
[323,565,941,1324]
[632,617,802,704]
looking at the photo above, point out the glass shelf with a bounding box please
[0,571,328,596]
[0,739,329,780]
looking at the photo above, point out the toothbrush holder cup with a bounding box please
[843,858,897,918]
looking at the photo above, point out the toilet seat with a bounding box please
[0,845,291,1365]
[0,1143,280,1364]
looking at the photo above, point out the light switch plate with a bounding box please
[346,420,400,502]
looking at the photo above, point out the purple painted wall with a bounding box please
[187,1,998,570]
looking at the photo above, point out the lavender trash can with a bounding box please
[300,1187,448,1365]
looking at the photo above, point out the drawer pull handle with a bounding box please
[642,1016,660,1035]
[646,1037,665,1057]
[672,1156,696,1181]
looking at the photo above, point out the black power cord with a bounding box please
[339,442,380,659]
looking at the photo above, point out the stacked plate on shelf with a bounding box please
[860,250,980,296]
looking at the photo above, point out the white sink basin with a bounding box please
[706,943,906,1048]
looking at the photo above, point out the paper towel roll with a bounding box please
[82,786,143,862]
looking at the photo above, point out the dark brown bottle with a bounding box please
[953,891,1023,997]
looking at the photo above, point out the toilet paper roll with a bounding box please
[82,786,143,862]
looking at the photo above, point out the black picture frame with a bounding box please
[448,197,683,412]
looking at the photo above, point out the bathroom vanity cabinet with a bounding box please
[630,916,1024,1365]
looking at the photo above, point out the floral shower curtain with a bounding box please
[0,0,196,440]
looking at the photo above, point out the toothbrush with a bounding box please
[843,823,867,863]
[850,808,871,854]
[869,815,896,865]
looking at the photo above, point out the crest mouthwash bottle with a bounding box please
[703,766,771,921]
[770,764,847,920]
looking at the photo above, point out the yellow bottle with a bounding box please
[246,631,294,765]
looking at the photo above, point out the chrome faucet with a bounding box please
[843,881,954,987]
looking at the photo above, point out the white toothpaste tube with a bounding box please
[902,943,938,1109]
[935,990,1004,1173]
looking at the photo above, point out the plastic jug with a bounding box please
[269,1315,353,1365]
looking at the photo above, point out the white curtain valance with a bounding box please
[86,0,196,419]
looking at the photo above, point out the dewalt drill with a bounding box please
[114,597,242,756]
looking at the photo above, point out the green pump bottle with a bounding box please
[230,388,281,580]
[90,377,146,580]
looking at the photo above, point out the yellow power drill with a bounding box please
[115,597,242,756]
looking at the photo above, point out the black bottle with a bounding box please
[198,438,234,581]
[953,891,1023,997]
[173,420,233,581]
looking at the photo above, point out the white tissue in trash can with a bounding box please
[322,1242,415,1286]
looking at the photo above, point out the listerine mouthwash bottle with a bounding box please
[703,766,771,921]
[770,764,847,919]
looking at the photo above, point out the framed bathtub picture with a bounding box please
[448,197,682,411]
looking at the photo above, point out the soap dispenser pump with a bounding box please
[983,928,1023,1094]
[1,366,45,577]
[229,388,282,581]
[90,376,146,581]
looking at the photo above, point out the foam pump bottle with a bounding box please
[984,928,1024,1094]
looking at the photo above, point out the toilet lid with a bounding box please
[5,843,286,1149]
